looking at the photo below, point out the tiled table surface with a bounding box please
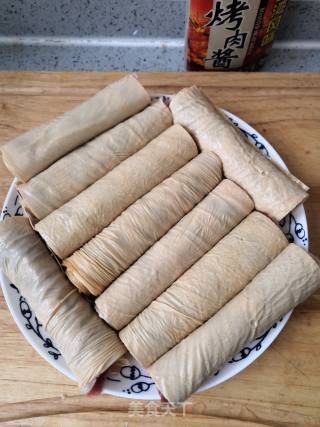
[0,0,319,71]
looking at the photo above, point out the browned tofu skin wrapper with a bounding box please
[148,244,320,403]
[18,101,172,220]
[64,152,222,296]
[170,86,308,222]
[0,217,126,388]
[35,124,198,259]
[96,179,254,331]
[120,211,287,367]
[1,75,151,182]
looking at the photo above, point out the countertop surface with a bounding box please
[0,71,320,426]
[0,0,319,72]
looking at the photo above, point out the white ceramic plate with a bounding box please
[0,108,308,399]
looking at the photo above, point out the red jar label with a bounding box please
[186,0,288,70]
